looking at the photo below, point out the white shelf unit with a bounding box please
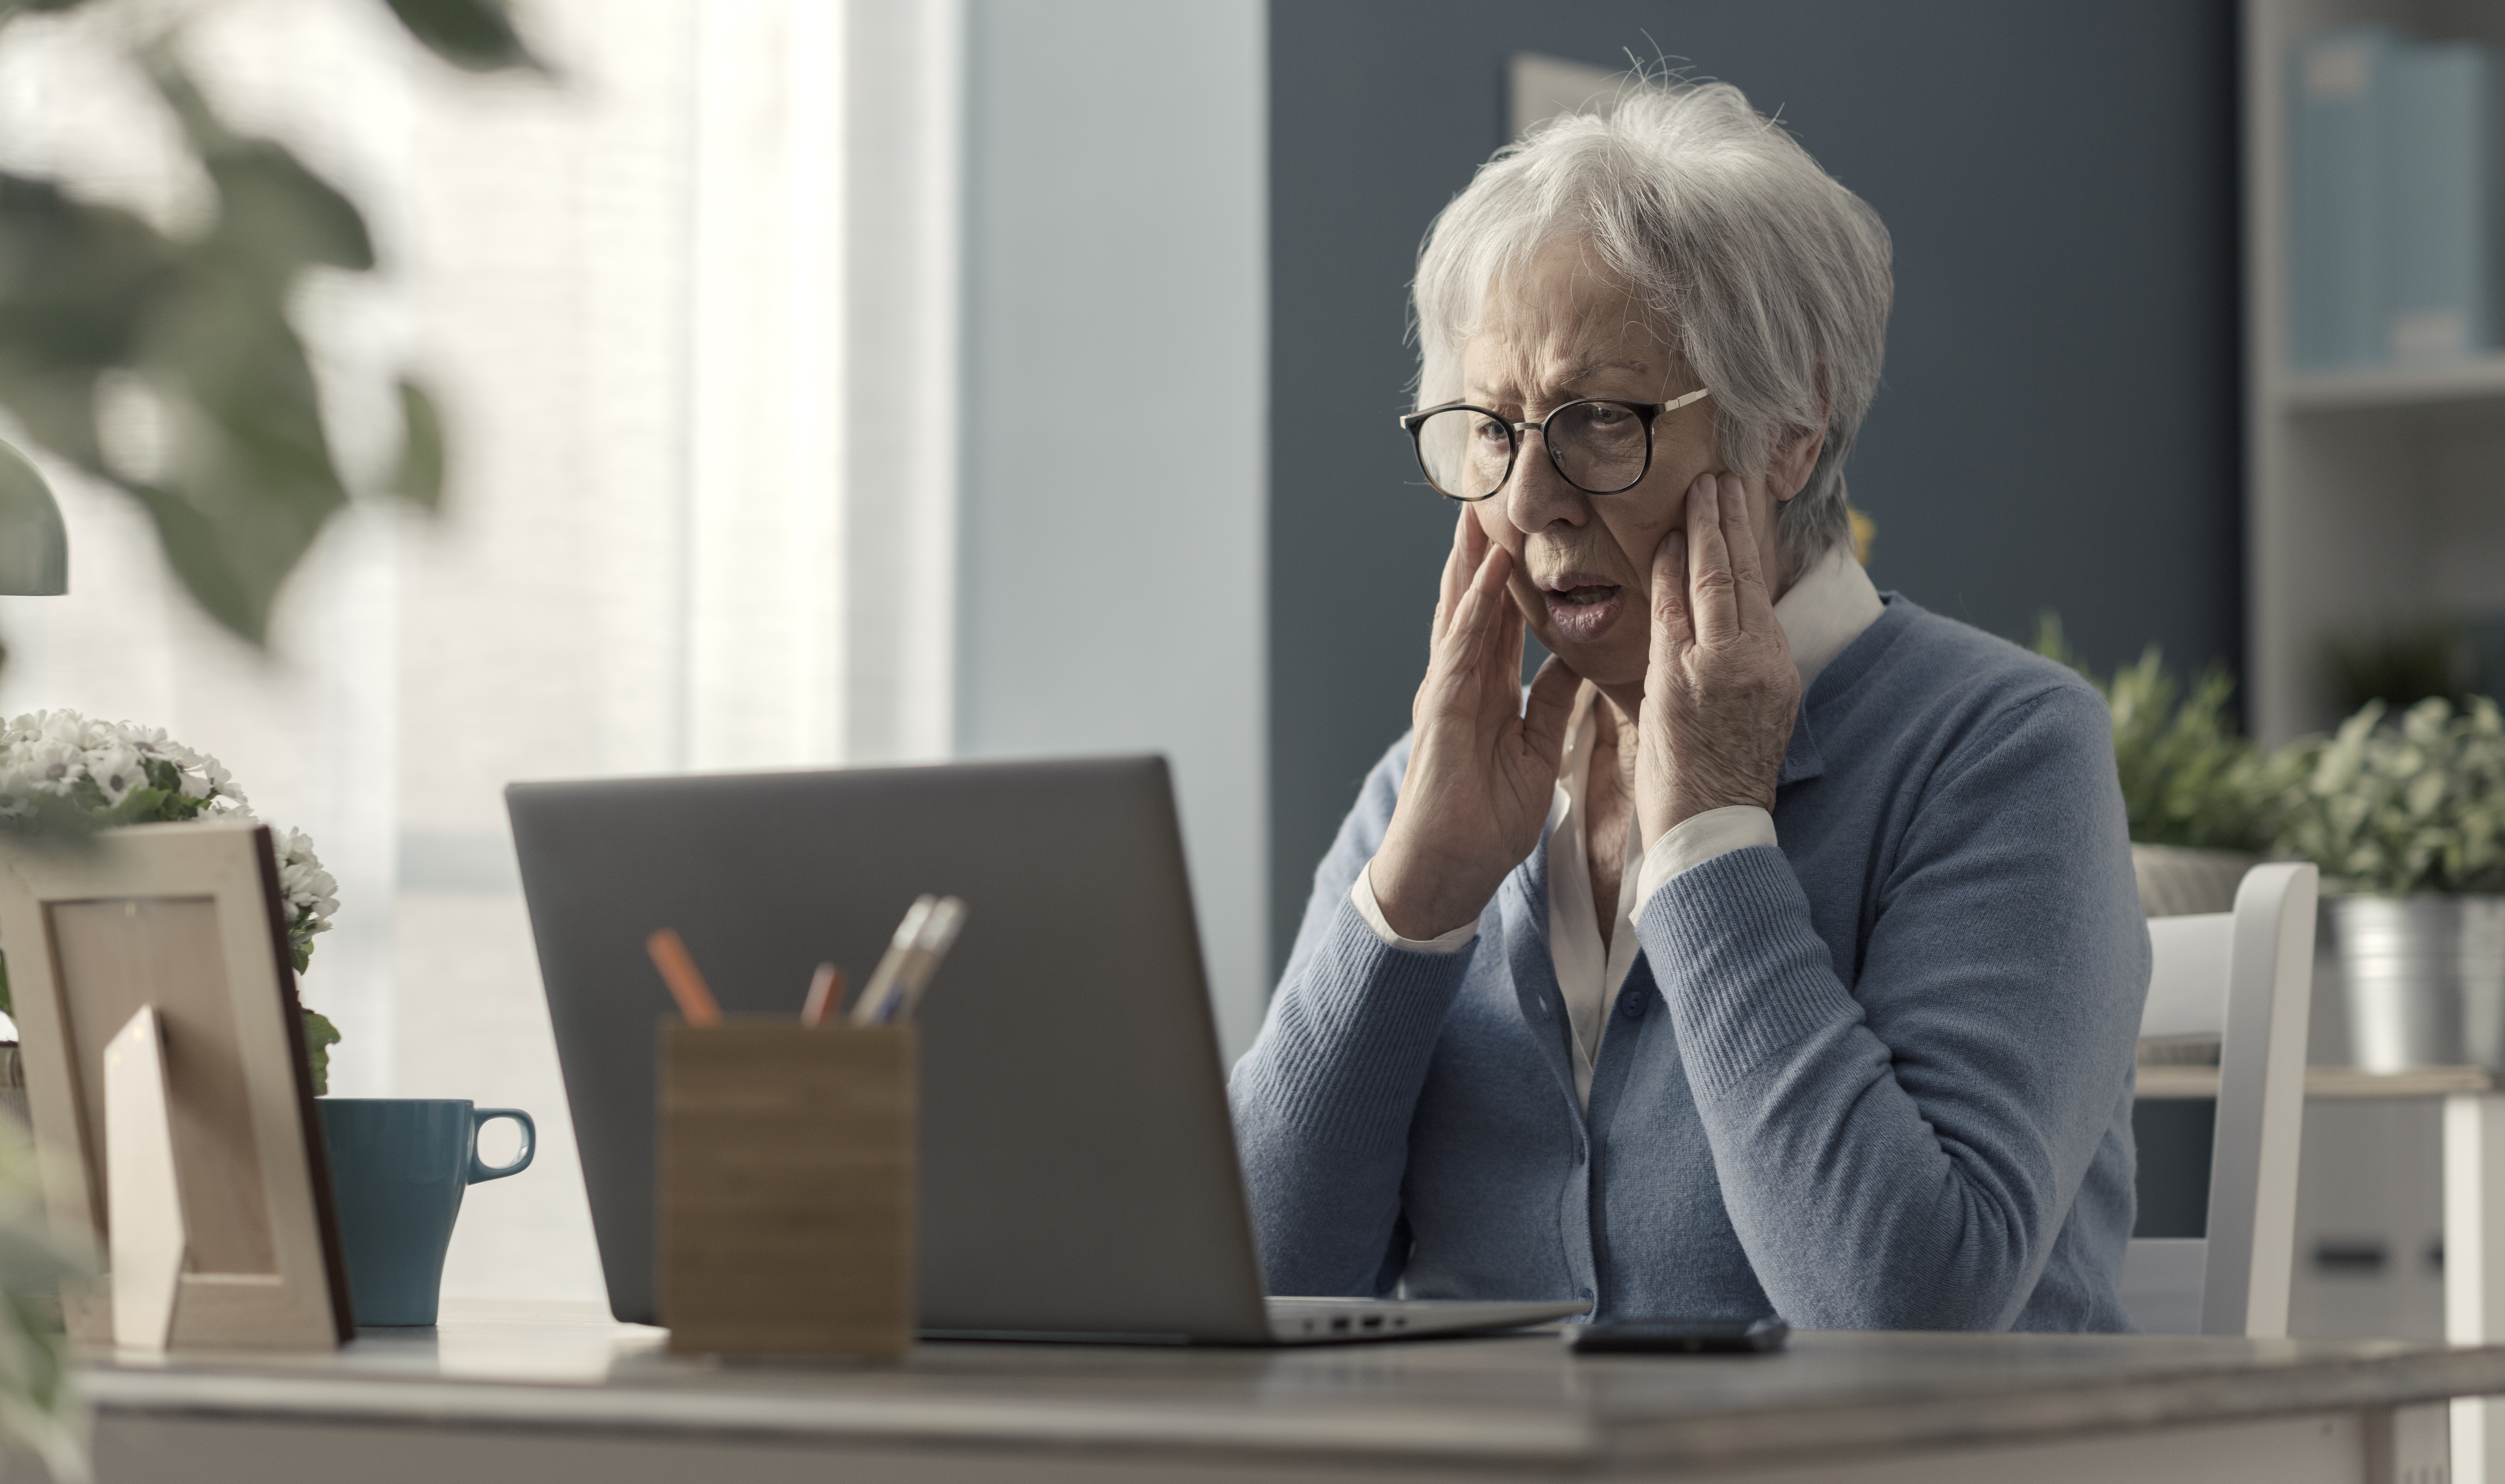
[2246,0,2505,745]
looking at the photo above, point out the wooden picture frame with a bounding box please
[0,820,352,1348]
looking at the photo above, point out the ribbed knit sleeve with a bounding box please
[1634,683,2147,1330]
[1229,734,1479,1297]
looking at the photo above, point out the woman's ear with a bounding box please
[1770,426,1824,502]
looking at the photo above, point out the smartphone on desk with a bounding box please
[1568,1315,1789,1354]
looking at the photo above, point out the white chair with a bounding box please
[2118,861,2319,1336]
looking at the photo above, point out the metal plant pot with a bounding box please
[2332,894,2505,1072]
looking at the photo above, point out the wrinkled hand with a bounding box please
[1636,473,1799,847]
[1371,509,1583,940]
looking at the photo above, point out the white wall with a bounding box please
[956,0,1270,1060]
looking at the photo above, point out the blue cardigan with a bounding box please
[1229,596,2148,1330]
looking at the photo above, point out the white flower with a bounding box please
[20,739,81,797]
[275,827,339,935]
[0,709,252,814]
[2,711,340,982]
[84,741,143,805]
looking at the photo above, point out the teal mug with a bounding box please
[317,1099,535,1327]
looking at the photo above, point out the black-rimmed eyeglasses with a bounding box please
[1395,388,1712,503]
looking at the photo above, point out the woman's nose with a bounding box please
[1501,433,1589,535]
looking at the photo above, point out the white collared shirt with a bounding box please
[1352,545,1885,1106]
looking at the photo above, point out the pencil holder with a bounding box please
[658,1020,915,1358]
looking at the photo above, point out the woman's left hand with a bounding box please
[1635,472,1800,846]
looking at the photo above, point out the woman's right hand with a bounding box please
[1368,509,1583,940]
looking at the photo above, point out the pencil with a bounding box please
[801,962,845,1027]
[645,928,723,1026]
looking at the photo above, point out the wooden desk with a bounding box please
[59,1301,2505,1482]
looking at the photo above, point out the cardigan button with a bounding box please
[1617,987,1647,1020]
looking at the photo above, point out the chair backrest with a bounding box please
[2126,861,2318,1337]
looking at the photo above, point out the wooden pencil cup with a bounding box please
[658,1021,915,1359]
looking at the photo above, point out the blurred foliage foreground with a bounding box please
[0,0,541,645]
[0,0,539,1470]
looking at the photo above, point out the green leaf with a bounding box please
[382,0,545,74]
[0,0,100,29]
[300,1009,340,1098]
[390,377,446,509]
[203,143,375,274]
[125,478,286,644]
[147,60,374,276]
[120,255,354,643]
[0,176,174,469]
[96,786,174,826]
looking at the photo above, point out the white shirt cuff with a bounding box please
[1350,859,1479,954]
[1634,806,1778,907]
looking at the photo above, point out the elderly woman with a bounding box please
[1230,78,2146,1331]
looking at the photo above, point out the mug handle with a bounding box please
[468,1107,536,1184]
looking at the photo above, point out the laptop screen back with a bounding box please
[507,755,1270,1341]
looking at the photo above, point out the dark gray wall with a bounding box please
[1268,0,2243,969]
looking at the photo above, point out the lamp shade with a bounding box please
[0,439,66,595]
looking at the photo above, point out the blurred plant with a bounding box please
[0,0,540,644]
[0,4,533,1469]
[0,1116,88,1482]
[2032,614,2292,853]
[0,710,343,1090]
[2275,696,2505,896]
[2325,618,2476,717]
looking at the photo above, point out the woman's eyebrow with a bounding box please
[1561,358,1654,384]
[1467,359,1654,403]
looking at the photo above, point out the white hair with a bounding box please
[1412,75,1892,573]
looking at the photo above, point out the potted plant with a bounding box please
[2035,619,2293,916]
[0,710,343,1089]
[2274,696,2505,1072]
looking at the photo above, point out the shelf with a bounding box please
[2277,354,2505,414]
[2136,1064,2495,1100]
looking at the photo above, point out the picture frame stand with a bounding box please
[0,821,354,1350]
[104,1006,186,1351]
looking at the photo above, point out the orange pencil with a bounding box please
[801,962,845,1027]
[645,928,722,1026]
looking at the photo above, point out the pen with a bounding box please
[892,896,966,1023]
[801,962,845,1027]
[849,896,936,1026]
[645,928,722,1026]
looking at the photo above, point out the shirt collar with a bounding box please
[1773,544,1885,689]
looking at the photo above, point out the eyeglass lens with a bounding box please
[1413,401,1651,500]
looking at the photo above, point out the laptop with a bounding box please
[506,754,1585,1344]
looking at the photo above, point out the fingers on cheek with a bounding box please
[1651,579,1685,627]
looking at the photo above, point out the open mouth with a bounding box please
[1536,573,1626,643]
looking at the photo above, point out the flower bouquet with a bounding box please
[0,710,344,1091]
